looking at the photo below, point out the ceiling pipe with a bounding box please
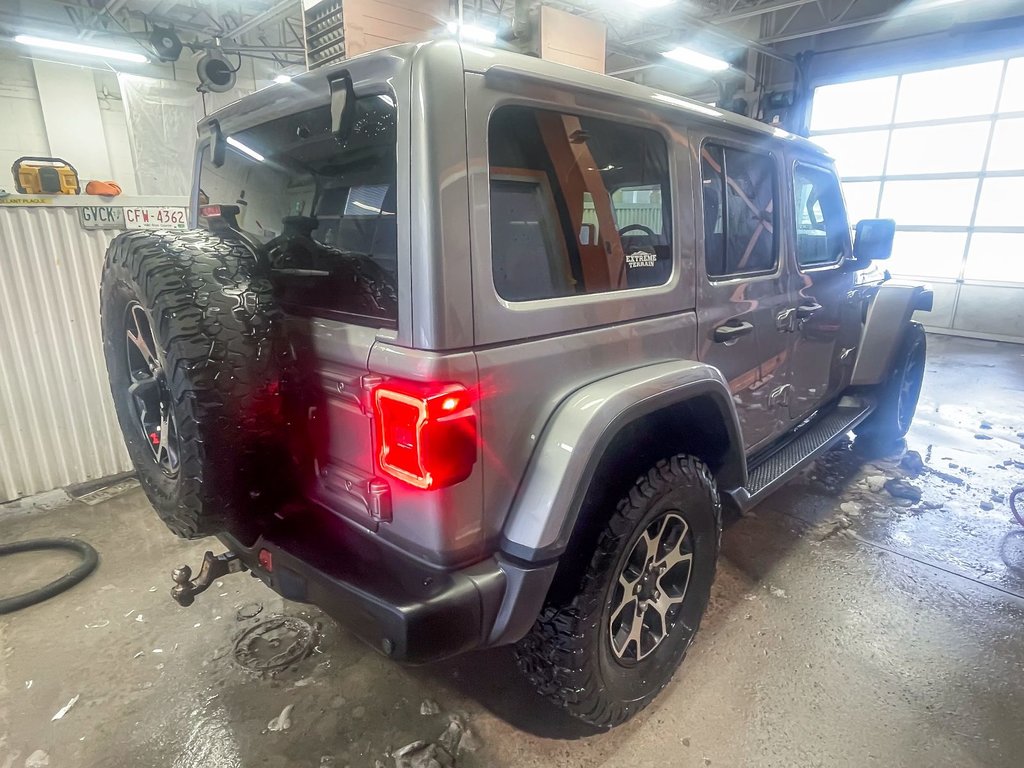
[512,0,539,40]
[222,0,298,42]
[706,0,822,24]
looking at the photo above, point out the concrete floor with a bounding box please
[2,333,1024,768]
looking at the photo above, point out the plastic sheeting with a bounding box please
[118,74,254,197]
[118,75,197,196]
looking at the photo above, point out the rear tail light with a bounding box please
[372,381,477,490]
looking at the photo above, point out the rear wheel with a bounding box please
[515,454,721,728]
[101,230,293,541]
[856,322,926,445]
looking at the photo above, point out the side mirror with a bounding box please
[854,218,896,262]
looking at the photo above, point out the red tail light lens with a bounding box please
[372,381,477,489]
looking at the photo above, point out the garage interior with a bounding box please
[2,1,1024,767]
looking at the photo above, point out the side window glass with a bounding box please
[701,144,778,278]
[794,164,852,267]
[488,106,673,301]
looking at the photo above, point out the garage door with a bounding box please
[810,56,1024,343]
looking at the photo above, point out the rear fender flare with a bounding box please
[499,360,746,563]
[851,283,933,387]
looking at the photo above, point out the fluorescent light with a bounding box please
[651,92,722,118]
[663,46,730,73]
[446,21,497,45]
[14,34,148,63]
[273,74,292,84]
[226,136,264,162]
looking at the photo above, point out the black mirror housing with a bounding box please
[328,72,356,139]
[854,218,896,262]
[208,119,226,168]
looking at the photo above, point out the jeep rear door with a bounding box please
[694,136,792,451]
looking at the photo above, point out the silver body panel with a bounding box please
[193,41,925,569]
[501,360,742,557]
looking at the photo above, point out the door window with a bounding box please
[488,106,672,301]
[701,144,778,278]
[793,164,851,268]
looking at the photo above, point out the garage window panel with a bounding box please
[964,233,1024,283]
[885,122,990,175]
[894,61,1004,123]
[999,57,1024,112]
[879,178,980,227]
[888,231,969,280]
[974,177,1024,227]
[840,181,881,224]
[811,131,890,178]
[986,118,1024,172]
[810,76,898,131]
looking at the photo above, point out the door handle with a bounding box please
[796,302,822,319]
[776,307,796,332]
[714,320,754,343]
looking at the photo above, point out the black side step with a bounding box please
[727,398,874,512]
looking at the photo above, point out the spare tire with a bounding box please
[100,229,293,542]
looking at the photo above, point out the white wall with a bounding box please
[0,51,50,189]
[0,46,271,198]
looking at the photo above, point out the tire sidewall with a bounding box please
[101,273,183,506]
[589,463,720,710]
[895,328,926,435]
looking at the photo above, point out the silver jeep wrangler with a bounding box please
[100,40,932,728]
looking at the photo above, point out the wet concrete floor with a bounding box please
[2,333,1023,768]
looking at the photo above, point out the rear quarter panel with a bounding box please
[475,314,699,553]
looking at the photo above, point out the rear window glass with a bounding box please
[488,106,672,302]
[198,95,398,325]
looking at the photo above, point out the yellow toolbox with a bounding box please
[11,156,80,195]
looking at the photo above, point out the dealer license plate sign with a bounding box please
[79,206,125,230]
[124,206,188,230]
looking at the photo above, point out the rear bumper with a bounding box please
[219,508,556,664]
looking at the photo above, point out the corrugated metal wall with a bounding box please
[0,198,186,501]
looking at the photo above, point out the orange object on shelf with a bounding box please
[86,180,123,196]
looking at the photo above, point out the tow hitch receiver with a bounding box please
[171,550,246,607]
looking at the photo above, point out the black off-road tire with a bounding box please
[514,454,721,728]
[100,229,293,542]
[855,322,926,445]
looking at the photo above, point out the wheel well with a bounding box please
[545,394,737,604]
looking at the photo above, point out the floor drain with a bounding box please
[233,615,317,673]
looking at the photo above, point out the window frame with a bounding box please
[485,102,676,304]
[791,160,852,272]
[699,138,782,283]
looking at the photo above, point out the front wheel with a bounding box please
[514,454,721,728]
[856,322,927,444]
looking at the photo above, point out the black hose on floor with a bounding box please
[1011,487,1024,529]
[0,538,99,614]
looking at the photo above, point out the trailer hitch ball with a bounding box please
[171,550,245,607]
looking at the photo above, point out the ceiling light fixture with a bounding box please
[446,21,498,45]
[14,34,148,63]
[663,46,730,72]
